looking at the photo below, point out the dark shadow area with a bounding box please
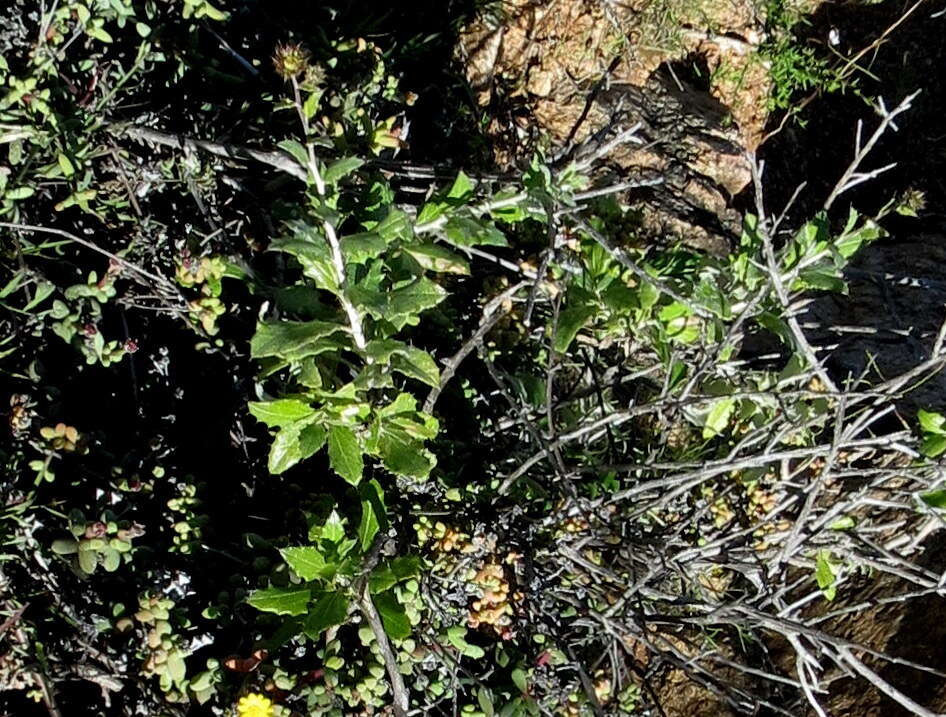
[2,3,494,714]
[133,0,492,166]
[745,1,946,413]
[749,0,946,226]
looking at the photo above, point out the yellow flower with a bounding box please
[236,693,273,717]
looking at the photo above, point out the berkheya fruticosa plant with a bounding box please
[242,41,580,703]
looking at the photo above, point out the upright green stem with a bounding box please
[290,76,367,351]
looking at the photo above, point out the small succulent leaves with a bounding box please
[446,625,486,659]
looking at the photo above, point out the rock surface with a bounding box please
[459,0,774,251]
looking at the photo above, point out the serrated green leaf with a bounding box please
[416,201,446,225]
[251,320,346,361]
[328,425,363,485]
[57,153,75,177]
[247,587,311,616]
[373,425,435,479]
[303,591,349,639]
[268,425,302,474]
[553,304,595,353]
[815,551,837,601]
[248,399,314,428]
[358,496,379,552]
[366,395,439,479]
[324,157,364,185]
[921,489,946,509]
[298,423,327,461]
[271,228,340,293]
[375,208,412,242]
[390,555,420,580]
[402,243,470,275]
[702,398,736,439]
[373,591,411,640]
[369,566,397,594]
[340,233,386,264]
[444,215,507,248]
[355,278,448,331]
[320,510,346,544]
[922,434,946,459]
[447,171,474,201]
[391,346,440,388]
[369,556,420,594]
[836,216,882,258]
[281,547,328,581]
[387,277,448,323]
[489,190,529,223]
[918,410,946,435]
[277,139,310,169]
